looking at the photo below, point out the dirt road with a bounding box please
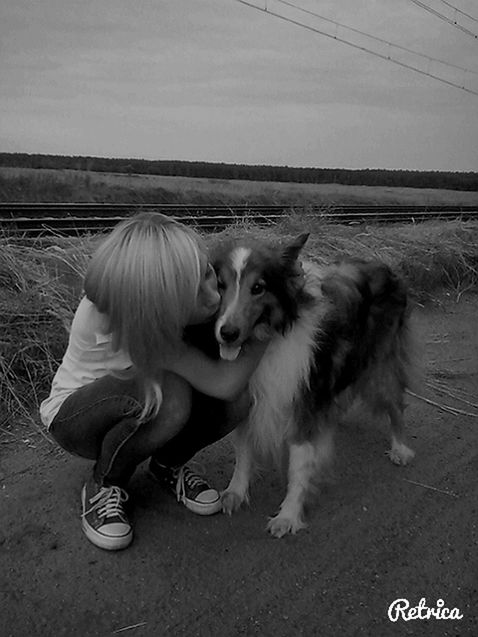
[1,294,477,637]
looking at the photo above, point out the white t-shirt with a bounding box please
[40,296,132,428]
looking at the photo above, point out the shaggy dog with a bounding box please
[210,232,416,538]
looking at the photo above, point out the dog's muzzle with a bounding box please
[217,324,242,361]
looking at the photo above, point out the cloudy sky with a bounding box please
[1,0,477,171]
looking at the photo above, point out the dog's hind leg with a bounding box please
[221,425,252,515]
[384,401,415,466]
[267,429,334,538]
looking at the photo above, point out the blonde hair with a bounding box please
[84,212,205,419]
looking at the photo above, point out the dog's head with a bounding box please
[211,233,311,360]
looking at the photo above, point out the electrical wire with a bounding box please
[235,0,478,95]
[437,0,478,24]
[408,0,478,39]
[277,0,478,75]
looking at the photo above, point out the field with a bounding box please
[1,165,478,206]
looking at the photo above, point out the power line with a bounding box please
[437,0,478,24]
[277,0,478,76]
[235,0,478,95]
[408,0,478,39]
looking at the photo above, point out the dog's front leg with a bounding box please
[267,430,333,538]
[221,424,252,515]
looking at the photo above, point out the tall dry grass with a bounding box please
[0,234,96,445]
[1,216,477,445]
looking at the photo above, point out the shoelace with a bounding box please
[82,485,129,521]
[175,465,208,502]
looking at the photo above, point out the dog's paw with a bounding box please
[221,490,245,516]
[386,442,415,466]
[266,514,307,538]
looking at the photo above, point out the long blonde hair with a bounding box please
[84,212,205,419]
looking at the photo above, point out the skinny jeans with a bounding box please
[49,373,241,487]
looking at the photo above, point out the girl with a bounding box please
[40,212,268,551]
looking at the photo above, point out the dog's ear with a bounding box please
[282,233,309,263]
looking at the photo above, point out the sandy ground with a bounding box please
[1,293,477,637]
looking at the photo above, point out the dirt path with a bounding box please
[1,294,477,637]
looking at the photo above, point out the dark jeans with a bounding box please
[49,374,244,488]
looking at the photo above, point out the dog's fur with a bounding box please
[211,233,416,538]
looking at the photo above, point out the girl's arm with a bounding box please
[162,339,269,401]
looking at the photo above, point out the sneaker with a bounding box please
[81,479,133,550]
[149,461,221,516]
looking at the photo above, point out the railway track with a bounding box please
[1,202,477,237]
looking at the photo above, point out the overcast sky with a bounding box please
[1,0,477,171]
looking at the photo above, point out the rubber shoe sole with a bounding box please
[81,484,133,551]
[180,490,222,516]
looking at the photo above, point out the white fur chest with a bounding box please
[248,291,322,454]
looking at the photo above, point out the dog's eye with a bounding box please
[251,282,265,296]
[217,278,225,291]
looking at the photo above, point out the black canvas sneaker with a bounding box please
[149,461,221,516]
[81,479,132,550]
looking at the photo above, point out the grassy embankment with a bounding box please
[0,167,477,445]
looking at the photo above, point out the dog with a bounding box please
[210,232,416,538]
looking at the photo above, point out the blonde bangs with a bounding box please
[84,212,203,376]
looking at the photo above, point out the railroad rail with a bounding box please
[1,202,477,237]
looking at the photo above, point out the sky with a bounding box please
[1,0,477,171]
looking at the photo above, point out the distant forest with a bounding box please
[1,152,477,191]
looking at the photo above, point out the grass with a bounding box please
[2,166,478,206]
[1,215,477,446]
[0,234,96,445]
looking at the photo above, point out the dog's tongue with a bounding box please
[219,344,241,361]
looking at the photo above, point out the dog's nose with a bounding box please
[219,325,240,343]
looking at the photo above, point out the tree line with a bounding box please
[1,152,477,191]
